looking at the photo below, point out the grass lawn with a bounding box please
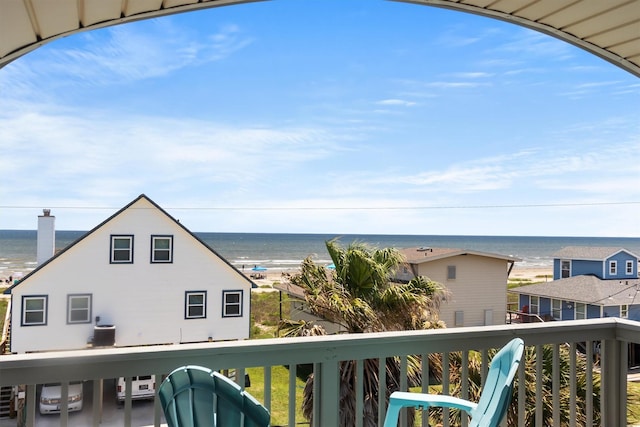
[629,381,640,424]
[0,299,7,332]
[245,365,308,426]
[248,291,310,425]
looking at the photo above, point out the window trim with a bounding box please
[609,260,617,275]
[626,260,633,275]
[110,235,134,264]
[67,294,92,324]
[447,265,456,280]
[575,302,586,320]
[561,260,571,278]
[222,290,243,318]
[21,295,48,326]
[551,299,562,320]
[150,235,173,263]
[185,291,207,319]
[454,310,464,327]
[530,296,539,315]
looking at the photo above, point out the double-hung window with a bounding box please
[67,294,92,324]
[223,290,243,317]
[530,296,539,315]
[551,299,562,320]
[561,260,571,278]
[22,295,47,326]
[575,302,586,320]
[111,235,134,263]
[626,260,633,275]
[609,260,617,275]
[185,291,207,319]
[151,235,173,263]
[447,265,456,280]
[621,304,629,318]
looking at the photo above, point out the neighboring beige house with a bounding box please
[6,194,253,353]
[395,248,519,328]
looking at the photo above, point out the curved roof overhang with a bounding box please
[0,0,639,77]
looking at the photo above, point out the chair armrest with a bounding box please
[389,391,478,413]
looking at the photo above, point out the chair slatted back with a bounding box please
[158,365,270,427]
[470,338,524,427]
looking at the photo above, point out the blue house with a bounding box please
[513,246,640,366]
[553,246,638,281]
[515,246,640,321]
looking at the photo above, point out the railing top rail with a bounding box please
[0,318,634,386]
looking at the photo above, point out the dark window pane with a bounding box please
[189,294,203,304]
[70,298,88,309]
[154,250,170,261]
[70,309,88,322]
[226,305,240,316]
[154,239,170,249]
[113,249,130,261]
[25,312,44,324]
[114,238,131,249]
[226,293,240,304]
[188,306,204,317]
[26,299,44,310]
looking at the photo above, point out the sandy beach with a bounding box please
[509,265,553,282]
[1,264,552,289]
[247,265,554,291]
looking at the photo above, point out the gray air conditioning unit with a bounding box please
[93,325,116,346]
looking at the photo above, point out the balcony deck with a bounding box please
[0,318,637,427]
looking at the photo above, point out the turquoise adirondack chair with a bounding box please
[158,365,270,427]
[383,337,524,427]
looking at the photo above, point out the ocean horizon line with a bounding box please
[2,229,640,240]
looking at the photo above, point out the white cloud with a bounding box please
[1,1,638,237]
[375,99,417,107]
[2,20,254,89]
[449,72,493,79]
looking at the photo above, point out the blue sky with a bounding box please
[1,0,639,236]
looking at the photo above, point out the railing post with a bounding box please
[25,384,35,427]
[601,338,627,427]
[288,365,296,426]
[356,359,364,427]
[535,345,543,427]
[378,358,387,427]
[93,379,104,426]
[317,359,339,427]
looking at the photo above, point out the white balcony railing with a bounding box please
[0,318,637,427]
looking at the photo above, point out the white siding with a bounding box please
[11,197,251,353]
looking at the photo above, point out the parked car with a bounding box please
[39,381,83,414]
[116,375,156,402]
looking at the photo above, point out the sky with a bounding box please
[1,0,639,237]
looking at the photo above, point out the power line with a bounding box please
[0,201,639,211]
[591,281,640,304]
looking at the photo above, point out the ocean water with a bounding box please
[1,230,640,278]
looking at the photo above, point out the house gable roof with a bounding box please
[552,246,640,261]
[515,276,640,306]
[399,247,520,265]
[5,194,253,293]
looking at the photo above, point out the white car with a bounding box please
[39,382,83,414]
[116,375,156,402]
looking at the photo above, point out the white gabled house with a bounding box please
[6,194,253,353]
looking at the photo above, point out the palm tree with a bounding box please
[281,239,449,427]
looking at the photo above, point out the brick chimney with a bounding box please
[37,209,55,265]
